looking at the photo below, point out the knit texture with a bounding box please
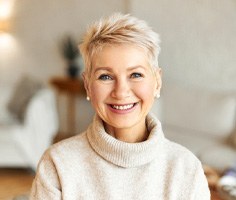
[30,114,210,200]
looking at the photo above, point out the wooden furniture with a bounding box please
[0,168,34,199]
[204,165,223,200]
[50,77,86,140]
[211,190,222,200]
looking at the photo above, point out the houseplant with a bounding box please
[60,35,80,78]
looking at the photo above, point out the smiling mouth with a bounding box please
[110,103,137,110]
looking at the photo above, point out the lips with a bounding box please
[110,103,136,110]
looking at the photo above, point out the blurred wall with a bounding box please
[130,0,236,92]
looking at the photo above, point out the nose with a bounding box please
[111,78,131,100]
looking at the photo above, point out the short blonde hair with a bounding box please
[79,13,161,76]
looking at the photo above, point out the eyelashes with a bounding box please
[98,74,112,80]
[98,73,144,81]
[130,73,143,78]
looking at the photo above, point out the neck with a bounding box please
[104,120,148,143]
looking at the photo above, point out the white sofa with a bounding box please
[0,87,59,170]
[158,82,236,172]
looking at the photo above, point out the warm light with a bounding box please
[0,1,16,66]
[0,0,14,19]
[0,31,11,43]
[0,20,9,31]
[0,32,18,61]
[0,32,16,52]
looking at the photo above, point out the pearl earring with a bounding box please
[86,96,90,101]
[155,93,160,99]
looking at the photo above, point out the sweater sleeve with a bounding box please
[30,150,62,200]
[192,162,211,200]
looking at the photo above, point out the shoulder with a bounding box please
[163,137,202,168]
[161,138,210,198]
[147,113,202,167]
[162,138,207,185]
[38,132,91,167]
[31,134,90,197]
[51,132,88,152]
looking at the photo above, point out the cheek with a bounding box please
[89,82,111,103]
[90,83,101,102]
[135,81,156,100]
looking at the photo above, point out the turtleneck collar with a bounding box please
[86,113,165,168]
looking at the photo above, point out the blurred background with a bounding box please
[0,0,235,199]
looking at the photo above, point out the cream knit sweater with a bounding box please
[30,114,210,200]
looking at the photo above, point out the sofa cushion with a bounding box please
[0,87,18,125]
[227,128,236,148]
[163,123,219,155]
[199,144,236,172]
[7,75,43,122]
[162,83,236,138]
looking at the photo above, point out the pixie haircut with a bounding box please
[79,13,161,76]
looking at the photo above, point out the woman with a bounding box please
[30,13,210,199]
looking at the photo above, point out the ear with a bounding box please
[82,72,91,98]
[154,67,162,95]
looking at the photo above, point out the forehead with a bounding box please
[91,44,149,70]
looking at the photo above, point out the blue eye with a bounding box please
[131,73,143,78]
[98,74,112,80]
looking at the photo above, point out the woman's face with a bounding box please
[84,44,162,132]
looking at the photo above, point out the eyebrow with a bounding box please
[94,67,113,73]
[94,65,146,73]
[128,65,146,71]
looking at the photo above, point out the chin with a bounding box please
[107,116,142,129]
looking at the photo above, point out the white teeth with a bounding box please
[112,104,134,110]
